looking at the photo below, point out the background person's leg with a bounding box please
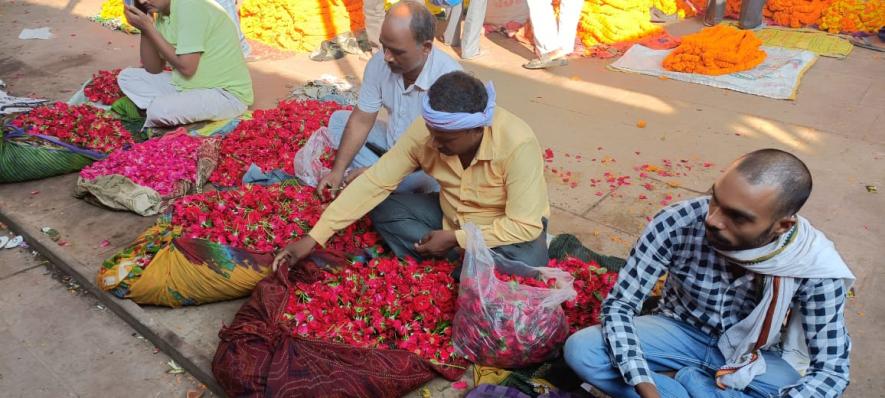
[556,0,583,55]
[525,0,561,55]
[704,0,727,25]
[324,110,388,169]
[116,68,177,110]
[738,0,767,29]
[369,193,444,260]
[460,0,488,58]
[145,88,246,128]
[442,3,464,47]
[564,315,724,398]
[363,0,386,49]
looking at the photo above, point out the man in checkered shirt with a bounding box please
[564,149,853,398]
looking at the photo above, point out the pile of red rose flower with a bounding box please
[319,146,337,169]
[278,254,618,368]
[491,258,619,332]
[552,257,619,333]
[10,102,133,154]
[171,184,380,254]
[496,258,618,333]
[209,100,350,186]
[80,131,204,196]
[283,256,461,366]
[84,68,124,105]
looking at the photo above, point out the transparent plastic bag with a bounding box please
[293,127,344,187]
[453,224,576,368]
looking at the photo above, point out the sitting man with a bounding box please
[564,149,854,398]
[274,71,550,269]
[119,0,253,128]
[320,0,462,195]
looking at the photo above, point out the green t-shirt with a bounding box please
[156,0,253,105]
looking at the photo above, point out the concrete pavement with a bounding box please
[0,227,212,398]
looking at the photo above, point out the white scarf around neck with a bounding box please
[712,216,855,390]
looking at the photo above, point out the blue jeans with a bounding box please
[563,315,800,398]
[327,110,438,193]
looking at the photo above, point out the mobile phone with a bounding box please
[124,0,133,6]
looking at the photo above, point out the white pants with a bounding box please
[363,0,386,48]
[526,0,584,55]
[442,0,488,59]
[117,68,247,128]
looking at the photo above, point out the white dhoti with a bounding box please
[117,68,247,128]
[525,0,584,55]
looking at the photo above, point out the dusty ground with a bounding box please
[0,0,882,396]
[0,227,213,397]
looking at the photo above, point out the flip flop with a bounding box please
[461,49,488,60]
[522,56,568,70]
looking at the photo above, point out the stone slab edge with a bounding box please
[0,208,227,397]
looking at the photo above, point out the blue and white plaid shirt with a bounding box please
[601,196,850,397]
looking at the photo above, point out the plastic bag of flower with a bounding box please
[453,224,577,368]
[213,252,468,398]
[97,184,381,307]
[75,129,219,216]
[1,103,133,183]
[292,126,345,187]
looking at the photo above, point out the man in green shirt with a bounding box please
[120,0,254,128]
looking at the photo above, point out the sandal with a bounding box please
[522,53,568,69]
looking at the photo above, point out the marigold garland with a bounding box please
[819,0,885,33]
[576,0,679,48]
[96,0,137,32]
[726,0,832,27]
[662,25,767,75]
[726,0,883,31]
[240,0,365,53]
[767,0,833,27]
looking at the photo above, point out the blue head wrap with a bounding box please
[422,82,495,131]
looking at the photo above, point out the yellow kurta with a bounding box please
[308,106,550,249]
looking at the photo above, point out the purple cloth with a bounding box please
[466,384,531,398]
[4,123,107,159]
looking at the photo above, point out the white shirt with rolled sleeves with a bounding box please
[356,46,462,148]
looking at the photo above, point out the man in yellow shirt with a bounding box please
[274,71,550,269]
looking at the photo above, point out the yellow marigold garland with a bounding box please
[662,25,767,75]
[240,0,365,53]
[819,0,885,33]
[97,0,137,32]
[577,0,677,48]
[726,0,882,32]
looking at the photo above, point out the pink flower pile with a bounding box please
[80,132,203,196]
